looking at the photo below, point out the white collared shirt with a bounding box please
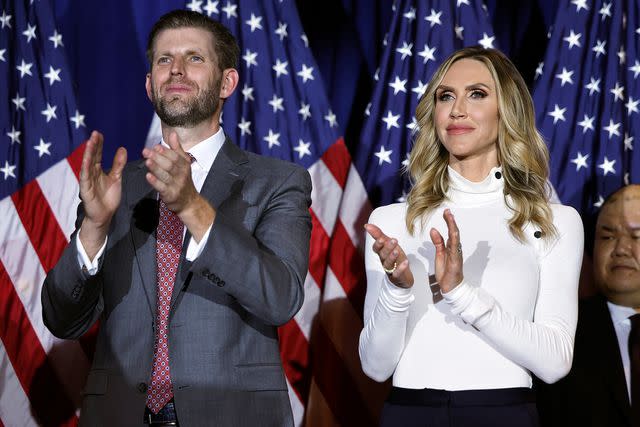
[77,127,225,273]
[607,300,638,402]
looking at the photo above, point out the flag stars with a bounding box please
[275,22,288,41]
[412,80,427,99]
[626,97,639,116]
[598,2,612,20]
[41,103,58,122]
[396,42,413,60]
[374,146,393,165]
[293,139,311,159]
[624,133,634,151]
[563,30,582,49]
[12,94,26,111]
[0,161,16,180]
[630,60,640,78]
[241,84,254,102]
[242,49,258,68]
[49,29,63,48]
[424,9,442,27]
[457,0,470,6]
[577,114,595,133]
[364,102,371,117]
[0,10,11,29]
[34,138,52,157]
[263,129,281,148]
[389,76,407,95]
[324,110,338,128]
[203,0,219,17]
[418,44,436,64]
[6,126,21,144]
[186,0,203,12]
[70,110,86,128]
[571,152,589,171]
[297,64,314,83]
[585,77,601,95]
[610,82,624,102]
[571,0,589,12]
[245,13,263,32]
[22,23,37,43]
[478,33,495,49]
[272,59,289,78]
[594,195,605,208]
[603,119,621,138]
[454,25,464,40]
[44,66,62,86]
[406,117,418,132]
[237,117,251,136]
[548,104,566,124]
[592,39,606,57]
[598,157,616,176]
[555,67,574,86]
[403,7,416,22]
[0,49,5,62]
[222,1,238,19]
[268,94,284,113]
[535,62,544,79]
[301,34,309,48]
[618,47,626,65]
[382,110,400,130]
[16,60,33,78]
[298,103,311,120]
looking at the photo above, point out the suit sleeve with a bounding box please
[188,165,312,326]
[41,202,105,339]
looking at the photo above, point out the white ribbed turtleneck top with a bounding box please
[359,166,584,389]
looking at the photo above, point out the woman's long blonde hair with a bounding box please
[405,46,556,242]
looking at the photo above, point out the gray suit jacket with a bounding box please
[42,138,312,426]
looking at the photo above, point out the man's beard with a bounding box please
[151,79,220,128]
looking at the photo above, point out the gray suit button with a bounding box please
[137,382,148,393]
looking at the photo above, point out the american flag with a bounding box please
[356,0,497,207]
[532,0,640,218]
[173,1,375,425]
[0,0,92,425]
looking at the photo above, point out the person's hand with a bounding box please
[142,132,198,214]
[78,131,127,259]
[429,209,464,293]
[365,224,414,288]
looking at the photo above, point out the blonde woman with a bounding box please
[359,47,584,426]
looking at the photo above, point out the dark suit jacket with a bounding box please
[535,295,632,427]
[41,138,312,427]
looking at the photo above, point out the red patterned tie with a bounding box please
[146,199,183,413]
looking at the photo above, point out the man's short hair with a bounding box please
[146,9,239,71]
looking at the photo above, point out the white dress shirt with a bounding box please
[607,300,638,401]
[76,128,225,273]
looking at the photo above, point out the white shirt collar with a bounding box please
[160,127,225,174]
[607,300,638,326]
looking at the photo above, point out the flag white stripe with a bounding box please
[338,166,371,249]
[293,273,321,340]
[37,159,81,241]
[0,342,39,427]
[308,160,342,236]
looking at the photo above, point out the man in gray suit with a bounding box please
[41,10,311,426]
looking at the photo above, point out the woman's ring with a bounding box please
[383,262,397,275]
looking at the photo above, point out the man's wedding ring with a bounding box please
[457,243,462,253]
[383,262,397,275]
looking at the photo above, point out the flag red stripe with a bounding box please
[310,322,377,426]
[0,261,78,425]
[320,138,351,188]
[328,220,366,315]
[11,181,68,274]
[308,210,329,288]
[66,143,86,180]
[279,319,311,404]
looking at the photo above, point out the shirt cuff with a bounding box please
[75,231,107,276]
[378,275,414,312]
[441,281,495,326]
[185,223,213,261]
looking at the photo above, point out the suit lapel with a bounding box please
[127,161,159,317]
[170,137,250,311]
[593,297,633,424]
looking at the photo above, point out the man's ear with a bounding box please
[220,68,239,99]
[145,73,153,101]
